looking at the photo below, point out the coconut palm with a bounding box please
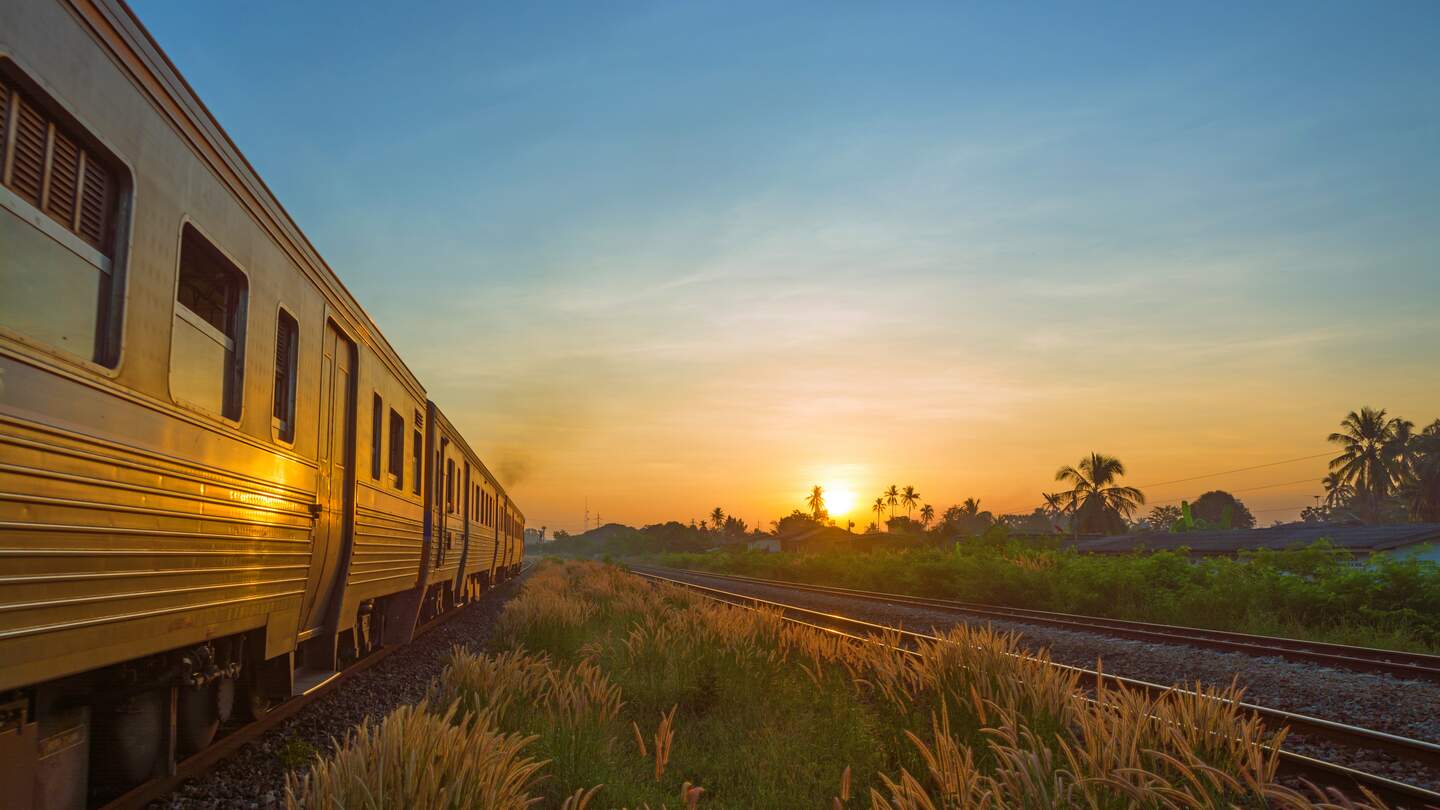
[919,503,935,527]
[872,497,887,529]
[1387,418,1419,484]
[805,485,826,520]
[1407,420,1440,522]
[959,497,982,518]
[1055,453,1145,536]
[1041,492,1065,518]
[901,486,921,519]
[884,485,900,518]
[710,507,725,530]
[1321,472,1354,511]
[1328,407,1401,520]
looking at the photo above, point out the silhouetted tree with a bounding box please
[1191,490,1255,529]
[919,503,935,527]
[901,485,921,519]
[872,497,887,530]
[805,485,827,521]
[884,484,900,518]
[1407,420,1440,522]
[1055,452,1145,535]
[710,506,725,530]
[1328,407,1402,521]
[1146,505,1182,531]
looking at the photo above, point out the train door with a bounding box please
[299,321,356,634]
[455,462,471,593]
[436,437,450,568]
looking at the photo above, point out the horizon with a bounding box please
[134,1,1440,532]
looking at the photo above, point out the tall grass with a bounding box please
[654,539,1440,653]
[287,560,1395,808]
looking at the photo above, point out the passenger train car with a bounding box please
[0,1,524,806]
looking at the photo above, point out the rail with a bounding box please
[632,567,1440,810]
[632,565,1440,684]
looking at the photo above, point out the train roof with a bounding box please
[93,0,426,400]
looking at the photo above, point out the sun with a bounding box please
[822,484,857,517]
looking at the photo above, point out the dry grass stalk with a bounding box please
[560,784,603,810]
[653,705,678,782]
[282,702,543,810]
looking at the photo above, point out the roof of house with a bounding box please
[1078,523,1440,555]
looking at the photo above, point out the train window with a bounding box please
[370,394,383,479]
[272,311,298,442]
[0,63,127,365]
[446,459,456,512]
[171,225,247,419]
[388,409,404,489]
[411,427,422,496]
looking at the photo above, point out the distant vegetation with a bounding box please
[534,407,1440,559]
[657,534,1440,653]
[289,561,1368,807]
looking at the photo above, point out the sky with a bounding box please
[134,1,1440,533]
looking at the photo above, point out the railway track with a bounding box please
[100,562,534,810]
[631,568,1440,810]
[632,566,1440,684]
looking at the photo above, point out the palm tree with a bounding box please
[1055,452,1145,536]
[919,503,935,527]
[1407,420,1440,522]
[959,497,982,518]
[805,485,826,520]
[1041,492,1065,518]
[1328,407,1401,521]
[1321,471,1354,511]
[1387,418,1418,484]
[872,497,887,530]
[884,485,900,518]
[900,486,920,519]
[710,507,725,531]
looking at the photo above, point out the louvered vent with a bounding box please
[78,157,110,249]
[1,76,118,255]
[415,410,425,432]
[10,99,47,206]
[46,129,80,228]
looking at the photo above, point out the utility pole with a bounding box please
[584,498,589,534]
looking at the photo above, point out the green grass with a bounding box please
[650,536,1440,654]
[287,561,1386,809]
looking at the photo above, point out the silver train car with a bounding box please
[0,1,524,806]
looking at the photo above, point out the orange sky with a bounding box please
[140,1,1440,534]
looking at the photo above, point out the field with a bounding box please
[651,539,1440,654]
[285,561,1387,809]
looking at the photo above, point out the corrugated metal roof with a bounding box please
[1078,523,1440,554]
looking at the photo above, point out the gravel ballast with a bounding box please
[649,567,1440,793]
[155,572,529,809]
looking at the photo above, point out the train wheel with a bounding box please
[177,682,220,755]
[95,687,166,785]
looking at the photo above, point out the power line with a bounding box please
[1146,477,1320,508]
[1134,452,1332,490]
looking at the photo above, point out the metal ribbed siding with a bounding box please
[0,415,315,692]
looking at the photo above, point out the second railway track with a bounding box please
[633,565,1440,684]
[632,566,1440,809]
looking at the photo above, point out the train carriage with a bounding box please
[0,1,523,807]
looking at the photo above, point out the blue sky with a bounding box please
[135,1,1440,530]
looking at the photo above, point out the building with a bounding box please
[1077,523,1440,565]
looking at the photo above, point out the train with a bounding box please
[0,1,524,806]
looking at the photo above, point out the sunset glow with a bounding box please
[821,486,857,519]
[137,2,1440,534]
